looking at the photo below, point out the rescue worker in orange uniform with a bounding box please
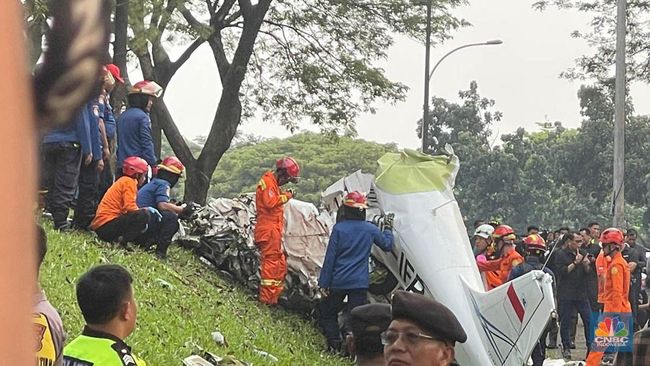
[254,156,300,305]
[475,225,522,289]
[90,156,160,245]
[586,228,631,366]
[595,250,608,311]
[495,225,524,284]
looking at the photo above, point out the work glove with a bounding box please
[383,213,395,231]
[180,202,196,220]
[145,207,162,222]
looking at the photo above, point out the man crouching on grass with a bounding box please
[63,265,146,366]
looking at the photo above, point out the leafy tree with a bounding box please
[209,133,397,204]
[124,0,467,204]
[532,0,650,83]
[419,81,650,232]
[24,0,467,204]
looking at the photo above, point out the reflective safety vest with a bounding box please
[63,329,146,366]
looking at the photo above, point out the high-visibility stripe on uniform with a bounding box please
[258,179,267,190]
[280,195,288,203]
[260,279,284,286]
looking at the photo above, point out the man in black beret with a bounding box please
[382,291,467,366]
[346,303,391,365]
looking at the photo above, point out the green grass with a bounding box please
[40,223,352,366]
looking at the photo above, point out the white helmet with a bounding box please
[474,224,495,239]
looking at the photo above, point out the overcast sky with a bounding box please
[158,0,650,150]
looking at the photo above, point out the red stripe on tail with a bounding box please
[507,284,525,322]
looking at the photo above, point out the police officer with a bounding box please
[34,225,65,366]
[63,265,146,366]
[382,291,467,366]
[346,303,391,366]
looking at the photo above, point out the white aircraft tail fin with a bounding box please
[461,270,555,366]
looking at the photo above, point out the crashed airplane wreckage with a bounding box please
[177,148,555,366]
[176,195,331,314]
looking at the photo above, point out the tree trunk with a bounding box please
[111,0,129,116]
[183,1,271,204]
[184,165,212,204]
[152,121,162,158]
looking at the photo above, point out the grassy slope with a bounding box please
[41,224,352,366]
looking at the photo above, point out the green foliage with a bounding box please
[420,81,650,232]
[239,0,469,133]
[40,223,351,365]
[532,0,650,83]
[209,133,398,204]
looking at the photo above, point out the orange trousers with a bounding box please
[585,303,630,366]
[256,231,286,305]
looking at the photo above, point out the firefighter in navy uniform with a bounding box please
[508,234,555,366]
[318,191,393,352]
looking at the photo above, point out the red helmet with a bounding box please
[276,157,300,179]
[343,191,368,209]
[122,156,148,177]
[600,228,624,248]
[523,234,546,251]
[129,80,163,98]
[493,224,515,240]
[158,156,184,175]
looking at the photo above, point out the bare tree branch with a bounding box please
[177,3,207,30]
[207,34,232,84]
[169,37,208,77]
[224,10,243,25]
[205,0,215,15]
[153,99,196,164]
[214,0,238,23]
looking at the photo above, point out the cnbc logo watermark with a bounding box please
[590,312,633,352]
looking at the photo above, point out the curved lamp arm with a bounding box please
[428,40,503,81]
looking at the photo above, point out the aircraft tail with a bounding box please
[461,270,555,366]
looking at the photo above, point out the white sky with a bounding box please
[155,0,650,150]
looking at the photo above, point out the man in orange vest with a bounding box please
[495,225,524,284]
[586,228,631,366]
[474,224,522,290]
[254,157,300,305]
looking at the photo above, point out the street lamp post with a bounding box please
[422,1,432,153]
[612,0,626,227]
[421,37,503,153]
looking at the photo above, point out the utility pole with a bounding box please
[422,1,432,154]
[613,0,626,227]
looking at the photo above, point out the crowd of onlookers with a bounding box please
[472,220,650,365]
